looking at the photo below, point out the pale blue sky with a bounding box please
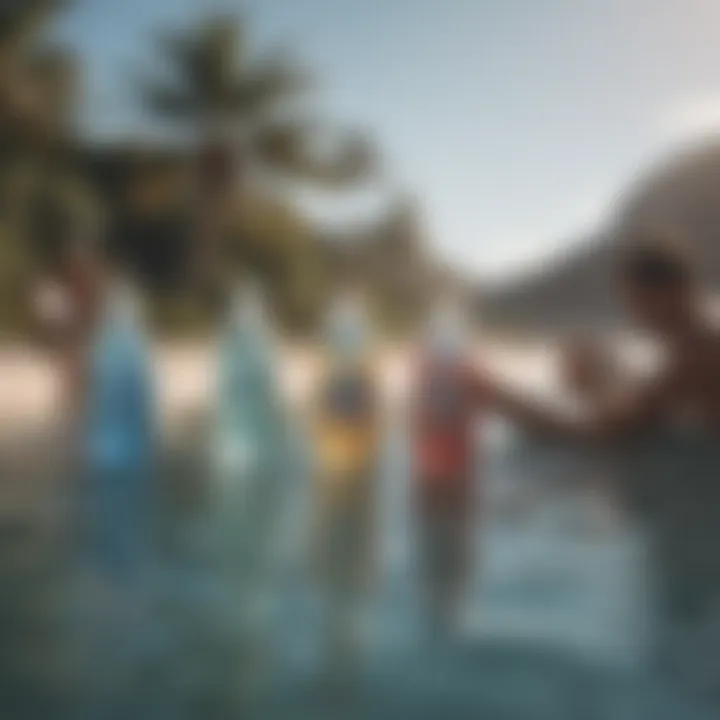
[56,0,720,278]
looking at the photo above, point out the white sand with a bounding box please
[0,340,558,436]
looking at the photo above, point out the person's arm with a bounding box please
[481,380,591,440]
[476,368,668,442]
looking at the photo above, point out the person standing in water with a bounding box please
[72,276,160,718]
[83,277,158,579]
[210,283,290,619]
[411,298,484,637]
[212,284,288,555]
[482,231,720,438]
[478,230,720,707]
[203,283,290,710]
[312,291,381,676]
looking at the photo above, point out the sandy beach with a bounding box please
[0,340,558,435]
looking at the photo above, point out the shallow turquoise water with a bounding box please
[1,422,716,719]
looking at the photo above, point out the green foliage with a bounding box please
[0,223,36,337]
[143,16,308,124]
[131,11,378,333]
[0,0,97,336]
[141,13,373,188]
[0,0,75,151]
[221,194,328,329]
[0,0,69,52]
[0,4,437,338]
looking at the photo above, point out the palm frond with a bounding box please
[255,122,374,186]
[252,119,309,167]
[146,15,249,120]
[141,81,199,121]
[0,0,69,51]
[27,46,78,115]
[197,16,244,102]
[138,11,371,191]
[231,49,312,117]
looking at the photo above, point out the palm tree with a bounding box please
[0,0,82,238]
[0,0,85,240]
[0,0,66,43]
[0,0,99,341]
[0,0,73,149]
[140,13,374,289]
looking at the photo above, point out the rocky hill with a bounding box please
[481,139,720,333]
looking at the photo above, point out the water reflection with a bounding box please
[1,419,717,719]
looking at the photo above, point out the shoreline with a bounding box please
[0,340,559,435]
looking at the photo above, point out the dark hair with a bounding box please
[619,229,694,289]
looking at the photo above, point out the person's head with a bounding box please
[618,229,698,337]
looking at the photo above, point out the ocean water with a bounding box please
[253,419,710,719]
[0,346,715,719]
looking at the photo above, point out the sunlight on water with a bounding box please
[0,343,715,719]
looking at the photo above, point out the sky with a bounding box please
[55,0,720,280]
